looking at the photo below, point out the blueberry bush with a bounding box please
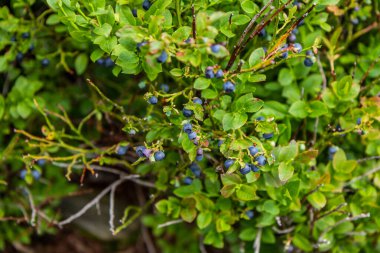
[1,0,380,252]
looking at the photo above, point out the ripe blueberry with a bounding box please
[142,148,152,157]
[328,146,337,155]
[281,51,289,59]
[148,96,158,104]
[132,9,137,17]
[250,164,260,172]
[248,146,259,156]
[218,140,224,147]
[240,164,251,175]
[160,84,169,93]
[104,57,115,67]
[259,28,266,37]
[255,155,266,166]
[96,58,105,65]
[16,52,23,62]
[351,18,359,25]
[32,170,41,180]
[224,159,234,169]
[196,154,204,161]
[223,81,235,93]
[293,43,302,53]
[287,33,297,43]
[129,129,136,135]
[193,97,203,105]
[142,0,151,10]
[20,169,27,179]
[205,67,215,79]
[210,44,220,53]
[189,163,201,177]
[256,116,265,121]
[183,123,192,134]
[154,151,165,161]
[183,177,193,185]
[263,133,274,139]
[306,50,314,56]
[356,117,362,125]
[21,32,30,39]
[188,131,197,140]
[157,51,168,63]
[136,146,147,157]
[41,58,50,67]
[182,108,194,117]
[245,210,254,219]
[137,41,148,51]
[215,69,224,78]
[36,159,47,167]
[304,57,314,67]
[116,145,128,155]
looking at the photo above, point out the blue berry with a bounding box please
[288,33,297,43]
[223,81,235,93]
[263,133,274,139]
[182,108,194,117]
[183,177,193,185]
[160,84,169,93]
[21,32,30,39]
[154,151,165,161]
[32,170,41,180]
[157,51,168,63]
[215,69,224,78]
[240,164,251,175]
[116,145,128,155]
[328,146,338,155]
[281,51,289,59]
[250,164,260,172]
[36,159,47,167]
[210,44,220,53]
[196,148,203,156]
[184,38,192,44]
[304,57,314,67]
[16,52,23,62]
[196,154,204,161]
[142,148,152,157]
[96,58,105,65]
[28,44,35,52]
[356,117,362,125]
[142,0,151,10]
[224,159,234,169]
[246,210,254,219]
[137,41,148,51]
[291,28,299,34]
[132,9,137,17]
[306,50,314,56]
[259,28,266,37]
[351,18,359,25]
[104,57,115,67]
[10,36,16,42]
[205,67,215,79]
[41,58,50,67]
[148,96,158,104]
[255,155,266,166]
[218,140,224,147]
[20,169,27,179]
[293,43,302,53]
[188,131,197,140]
[136,146,147,157]
[129,129,136,135]
[189,163,201,177]
[248,146,259,156]
[193,97,203,105]
[297,19,305,27]
[183,123,192,134]
[256,116,265,121]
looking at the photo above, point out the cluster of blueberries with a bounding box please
[282,28,315,67]
[12,32,50,67]
[225,145,266,175]
[20,159,46,180]
[117,144,165,161]
[183,122,199,146]
[136,40,168,63]
[182,97,202,118]
[96,57,115,68]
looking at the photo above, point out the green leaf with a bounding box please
[234,93,264,113]
[180,208,197,222]
[278,68,294,86]
[93,23,112,37]
[197,212,212,229]
[220,185,236,198]
[221,174,242,186]
[74,53,88,75]
[170,68,183,77]
[194,77,211,90]
[278,162,294,182]
[332,149,357,173]
[307,191,326,209]
[289,101,309,118]
[236,184,256,201]
[263,200,280,215]
[309,101,328,118]
[232,15,250,25]
[249,48,265,67]
[277,141,298,162]
[201,89,218,99]
[241,0,258,14]
[248,74,266,82]
[172,26,191,41]
[293,233,313,252]
[222,112,248,131]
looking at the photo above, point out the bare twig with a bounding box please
[357,156,380,163]
[253,228,262,253]
[317,213,370,245]
[225,0,274,70]
[157,219,183,229]
[359,56,380,87]
[272,226,295,234]
[344,166,380,186]
[23,187,37,226]
[58,175,139,227]
[317,54,327,90]
[199,236,208,253]
[109,183,117,233]
[192,5,196,40]
[317,203,347,220]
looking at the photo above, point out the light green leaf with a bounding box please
[74,53,88,75]
[289,101,309,118]
[278,162,294,182]
[307,191,326,209]
[197,212,212,229]
[194,77,211,90]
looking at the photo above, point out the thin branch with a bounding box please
[109,183,117,233]
[253,228,262,253]
[157,219,183,229]
[357,156,380,163]
[317,54,327,90]
[272,226,295,234]
[23,187,37,226]
[344,166,380,186]
[225,0,274,70]
[199,236,208,253]
[317,213,370,245]
[192,5,196,40]
[58,175,139,227]
[316,203,347,220]
[359,55,380,87]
